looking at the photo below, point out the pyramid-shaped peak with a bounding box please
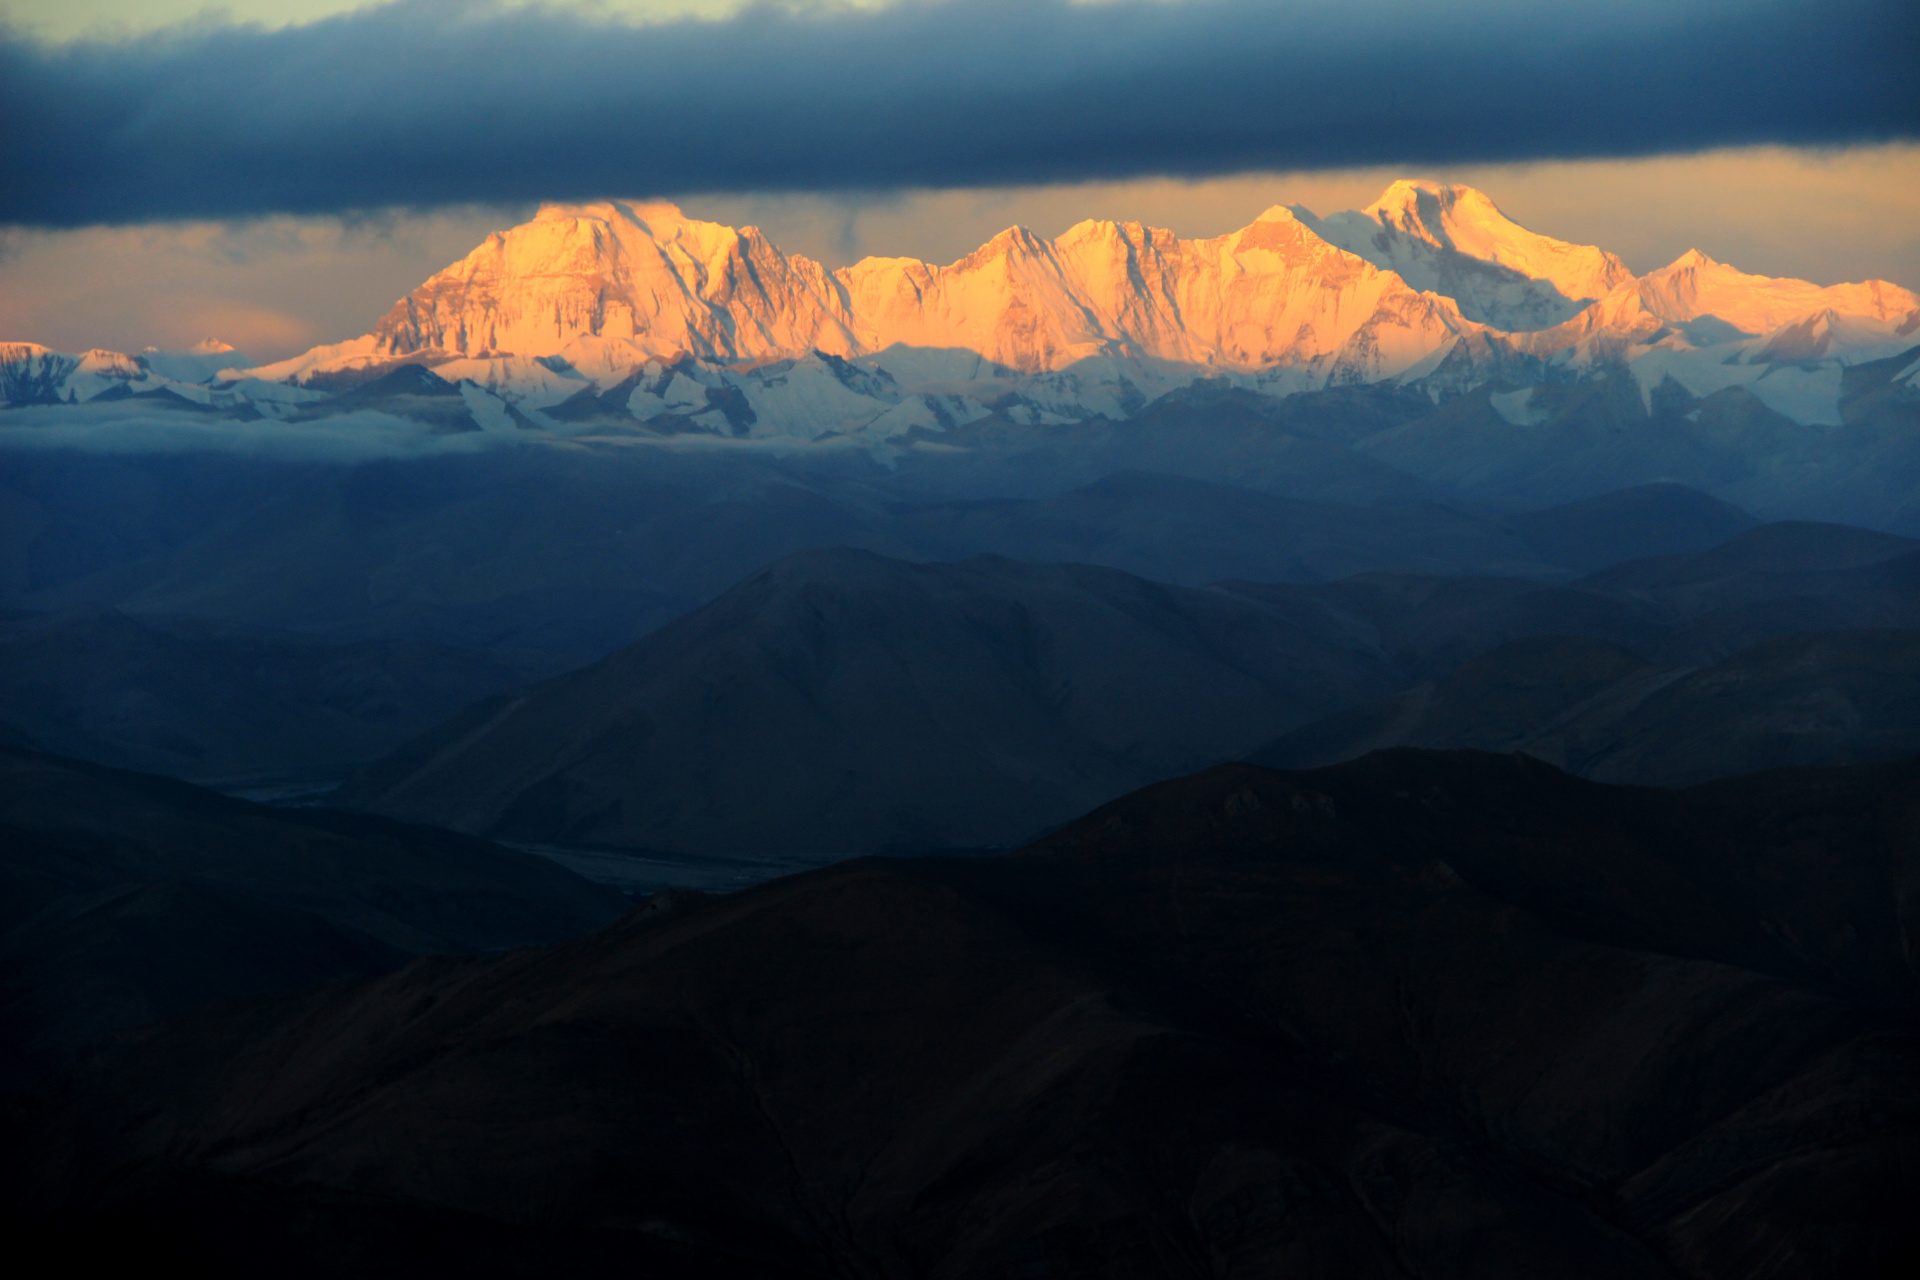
[1253,205,1302,224]
[1665,248,1721,271]
[1364,180,1505,223]
[535,200,620,223]
[1373,177,1441,200]
[619,200,703,229]
[517,200,766,263]
[531,201,721,239]
[977,225,1048,254]
[1057,217,1127,241]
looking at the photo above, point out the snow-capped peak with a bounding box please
[139,343,258,384]
[1362,179,1479,245]
[1634,250,1920,334]
[1297,180,1635,330]
[154,181,1918,438]
[354,196,857,381]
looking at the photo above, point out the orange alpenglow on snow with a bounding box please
[8,181,1918,438]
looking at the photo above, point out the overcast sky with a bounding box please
[3,0,1916,359]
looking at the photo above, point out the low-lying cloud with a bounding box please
[0,400,515,460]
[0,398,879,462]
[5,0,1916,228]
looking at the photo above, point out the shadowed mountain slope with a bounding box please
[1219,518,1920,679]
[0,605,522,785]
[0,747,629,1090]
[11,751,1917,1277]
[343,521,1920,858]
[877,387,1445,506]
[1580,629,1920,783]
[1574,520,1920,608]
[888,470,1559,585]
[1504,482,1758,573]
[339,549,1401,857]
[1216,571,1661,682]
[1346,364,1920,530]
[1251,634,1659,768]
[4,449,908,665]
[1573,524,1920,662]
[1646,548,1920,665]
[4,441,1800,668]
[1253,630,1920,785]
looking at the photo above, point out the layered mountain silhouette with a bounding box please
[340,519,1920,858]
[9,444,1820,791]
[1501,481,1757,573]
[2,447,900,667]
[0,745,627,1090]
[6,172,1918,1280]
[1245,523,1920,780]
[884,470,1565,584]
[12,750,1916,1277]
[0,605,522,785]
[1253,629,1920,783]
[2,444,1754,663]
[338,549,1405,856]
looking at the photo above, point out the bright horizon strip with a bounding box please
[3,144,1917,362]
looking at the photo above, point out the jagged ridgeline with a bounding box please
[5,180,1916,444]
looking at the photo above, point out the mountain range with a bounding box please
[5,173,1917,1279]
[336,548,1403,857]
[13,749,1916,1277]
[1252,628,1920,784]
[0,745,628,1090]
[7,181,1916,444]
[339,518,1920,859]
[0,605,525,786]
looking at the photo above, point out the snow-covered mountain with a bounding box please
[135,339,259,385]
[234,196,1487,431]
[1295,181,1633,330]
[7,182,1917,441]
[0,338,318,416]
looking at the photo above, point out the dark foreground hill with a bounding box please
[10,750,1916,1278]
[1254,629,1920,784]
[1216,519,1920,680]
[338,549,1403,857]
[0,747,628,1090]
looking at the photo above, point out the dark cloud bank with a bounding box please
[3,0,1917,227]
